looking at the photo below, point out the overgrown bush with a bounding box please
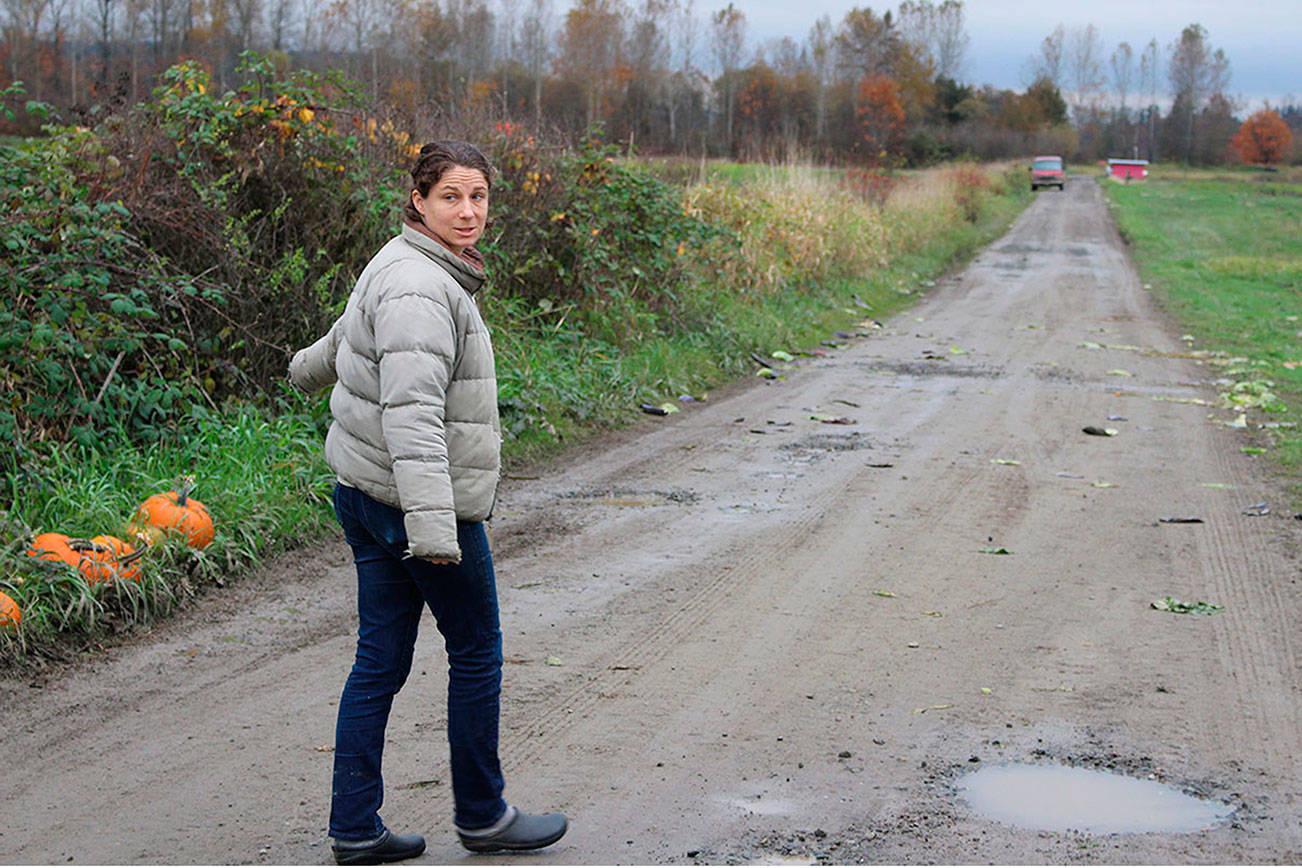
[481,124,723,345]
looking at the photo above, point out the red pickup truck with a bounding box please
[1030,155,1065,191]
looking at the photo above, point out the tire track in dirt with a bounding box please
[1194,438,1302,781]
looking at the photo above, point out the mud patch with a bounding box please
[558,486,700,507]
[779,432,869,461]
[859,360,1004,379]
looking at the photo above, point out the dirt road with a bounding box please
[3,179,1300,865]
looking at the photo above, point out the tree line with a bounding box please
[1,0,1297,165]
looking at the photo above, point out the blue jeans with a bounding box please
[329,483,507,840]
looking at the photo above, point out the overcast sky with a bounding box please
[737,0,1300,109]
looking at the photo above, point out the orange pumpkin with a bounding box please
[0,590,19,628]
[29,534,142,585]
[135,480,214,549]
[88,535,143,582]
[28,532,78,565]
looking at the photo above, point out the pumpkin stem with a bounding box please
[67,538,106,553]
[176,474,197,507]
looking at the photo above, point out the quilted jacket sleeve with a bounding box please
[374,272,462,562]
[288,317,343,393]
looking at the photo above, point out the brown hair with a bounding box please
[403,140,494,223]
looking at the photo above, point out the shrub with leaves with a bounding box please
[481,126,722,345]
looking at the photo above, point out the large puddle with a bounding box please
[959,763,1233,834]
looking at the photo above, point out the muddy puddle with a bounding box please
[958,763,1233,834]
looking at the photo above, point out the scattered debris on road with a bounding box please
[1082,426,1118,436]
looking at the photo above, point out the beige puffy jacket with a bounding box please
[289,223,501,563]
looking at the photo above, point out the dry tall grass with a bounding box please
[683,161,1014,298]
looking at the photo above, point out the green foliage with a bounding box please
[0,54,406,481]
[482,126,723,345]
[0,126,210,464]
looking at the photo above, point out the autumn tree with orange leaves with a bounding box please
[1231,109,1293,165]
[856,74,907,164]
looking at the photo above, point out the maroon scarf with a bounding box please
[403,214,485,271]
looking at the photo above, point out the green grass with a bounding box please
[1105,167,1302,499]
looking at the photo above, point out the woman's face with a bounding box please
[412,165,489,254]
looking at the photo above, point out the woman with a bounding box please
[290,140,567,865]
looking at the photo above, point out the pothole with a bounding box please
[779,433,868,456]
[558,486,699,507]
[958,763,1233,834]
[858,360,1005,379]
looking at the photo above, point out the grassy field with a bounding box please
[1104,164,1302,500]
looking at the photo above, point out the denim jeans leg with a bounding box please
[412,521,507,831]
[328,484,425,841]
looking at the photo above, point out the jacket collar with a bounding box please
[400,220,487,295]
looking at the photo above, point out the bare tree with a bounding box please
[2,0,56,95]
[266,0,294,50]
[1138,37,1160,159]
[897,0,967,80]
[1065,23,1104,123]
[808,13,832,143]
[709,1,744,147]
[518,0,552,129]
[1109,40,1133,118]
[1024,23,1064,88]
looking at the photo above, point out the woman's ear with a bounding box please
[411,189,425,217]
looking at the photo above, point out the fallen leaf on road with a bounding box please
[1107,414,1129,421]
[757,367,780,379]
[1151,597,1224,615]
[1055,471,1085,479]
[873,589,897,598]
[1240,446,1265,454]
[545,656,564,666]
[640,403,670,416]
[1091,481,1119,488]
[949,346,970,355]
[771,350,795,362]
[992,458,1021,465]
[1201,482,1236,489]
[867,463,895,468]
[1242,502,1270,516]
[923,611,943,617]
[1082,426,1118,436]
[1159,517,1204,524]
[978,546,1012,554]
[1223,413,1249,428]
[1107,369,1134,377]
[980,687,993,695]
